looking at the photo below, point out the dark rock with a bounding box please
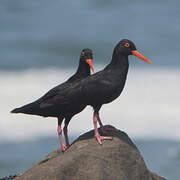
[0,175,17,180]
[14,125,166,180]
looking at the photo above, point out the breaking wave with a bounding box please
[1,67,180,143]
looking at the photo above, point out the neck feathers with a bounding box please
[67,58,90,83]
[105,49,129,71]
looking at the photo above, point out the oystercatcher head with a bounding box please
[80,48,95,72]
[114,39,152,64]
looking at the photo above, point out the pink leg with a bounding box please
[97,113,103,127]
[97,114,108,133]
[57,125,67,151]
[96,113,118,133]
[93,113,112,144]
[96,114,112,133]
[63,125,70,148]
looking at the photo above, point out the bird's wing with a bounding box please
[80,72,116,103]
[83,79,114,96]
[41,82,68,100]
[39,82,81,109]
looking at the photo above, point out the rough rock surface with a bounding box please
[14,125,166,180]
[0,175,17,180]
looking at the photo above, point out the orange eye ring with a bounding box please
[124,43,130,48]
[81,52,85,56]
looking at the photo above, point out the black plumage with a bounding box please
[11,49,94,151]
[11,39,151,149]
[47,39,151,145]
[79,39,151,144]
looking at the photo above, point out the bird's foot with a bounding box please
[95,133,112,145]
[66,144,70,148]
[61,144,68,152]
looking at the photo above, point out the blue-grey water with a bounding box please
[0,0,180,180]
[0,0,180,70]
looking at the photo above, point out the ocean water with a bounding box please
[0,0,180,70]
[1,68,180,141]
[0,0,180,179]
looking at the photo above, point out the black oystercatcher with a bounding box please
[11,49,94,151]
[66,39,152,144]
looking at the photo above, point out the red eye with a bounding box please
[81,52,85,56]
[124,43,130,48]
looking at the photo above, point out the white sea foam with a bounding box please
[0,67,180,143]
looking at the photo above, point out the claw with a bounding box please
[93,113,112,145]
[61,144,67,152]
[95,133,112,144]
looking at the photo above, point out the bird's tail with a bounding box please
[11,108,22,113]
[10,101,40,115]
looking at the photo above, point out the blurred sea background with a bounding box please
[0,0,180,179]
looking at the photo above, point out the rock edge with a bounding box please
[14,125,167,180]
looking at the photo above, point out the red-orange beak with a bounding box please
[132,50,152,64]
[86,59,95,72]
